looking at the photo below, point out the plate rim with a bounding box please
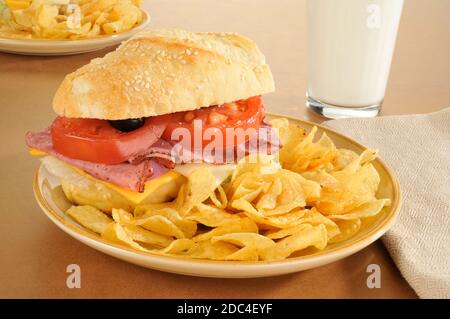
[0,9,150,47]
[33,113,402,269]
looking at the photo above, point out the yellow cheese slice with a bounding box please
[5,0,31,10]
[103,171,185,204]
[29,148,185,204]
[29,148,48,156]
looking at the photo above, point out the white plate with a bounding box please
[0,9,150,56]
[33,115,401,278]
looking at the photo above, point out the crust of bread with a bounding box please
[53,28,275,119]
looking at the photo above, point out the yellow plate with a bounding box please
[0,9,150,56]
[33,114,401,278]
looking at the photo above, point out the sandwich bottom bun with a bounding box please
[41,156,186,213]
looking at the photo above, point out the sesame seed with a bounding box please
[145,83,150,89]
[125,81,130,86]
[134,87,141,92]
[186,49,192,55]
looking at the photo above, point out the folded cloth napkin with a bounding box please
[323,108,450,299]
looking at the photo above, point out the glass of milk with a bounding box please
[306,0,404,118]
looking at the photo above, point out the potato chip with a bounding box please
[121,224,172,248]
[261,224,328,261]
[255,178,282,211]
[255,171,306,216]
[176,167,217,216]
[265,224,312,240]
[231,153,281,182]
[101,222,148,252]
[301,170,340,189]
[134,202,177,218]
[80,0,117,16]
[156,238,194,254]
[185,241,239,260]
[134,215,185,239]
[316,162,381,215]
[328,199,390,220]
[271,119,343,174]
[134,205,197,238]
[111,209,172,247]
[341,149,378,174]
[328,218,362,244]
[102,19,122,34]
[294,208,340,239]
[112,208,134,223]
[66,205,112,234]
[270,118,306,159]
[229,168,319,217]
[332,149,359,171]
[211,233,275,261]
[232,198,310,229]
[11,8,33,27]
[264,207,340,240]
[186,203,240,227]
[193,218,258,242]
[296,174,322,204]
[35,4,58,29]
[49,185,72,212]
[153,239,239,260]
[110,3,141,30]
[208,184,228,209]
[227,172,268,203]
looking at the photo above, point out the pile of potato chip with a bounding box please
[0,0,144,39]
[65,118,391,261]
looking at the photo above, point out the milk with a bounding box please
[307,0,404,108]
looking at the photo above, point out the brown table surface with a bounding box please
[1,0,449,298]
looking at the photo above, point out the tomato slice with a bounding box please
[51,117,164,164]
[148,96,265,149]
[51,96,264,164]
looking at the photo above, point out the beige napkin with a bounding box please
[322,108,450,299]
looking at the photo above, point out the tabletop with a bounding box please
[1,0,449,298]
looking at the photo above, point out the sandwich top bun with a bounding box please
[53,28,275,120]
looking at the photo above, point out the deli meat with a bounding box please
[130,123,281,165]
[26,124,281,192]
[26,130,168,192]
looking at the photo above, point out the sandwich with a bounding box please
[26,28,278,213]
